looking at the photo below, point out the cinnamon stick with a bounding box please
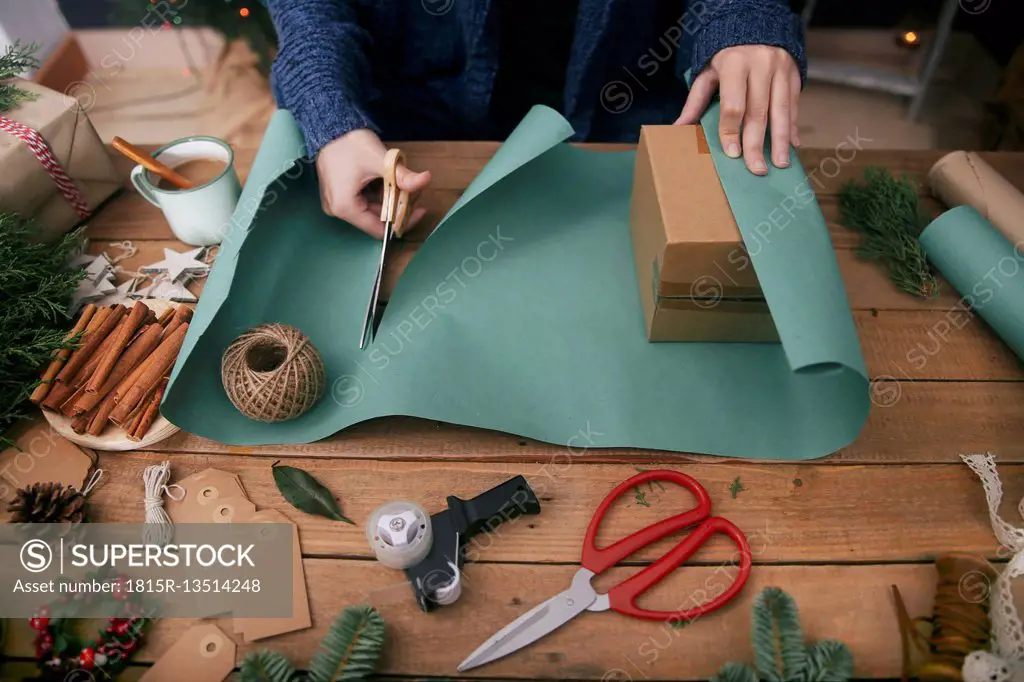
[40,320,118,410]
[41,381,76,412]
[85,405,109,437]
[125,402,147,436]
[110,323,188,425]
[50,316,128,403]
[86,302,148,394]
[162,306,193,339]
[128,377,168,441]
[87,339,158,435]
[72,324,163,416]
[156,308,174,326]
[55,305,126,385]
[59,387,86,417]
[70,413,90,435]
[30,304,97,404]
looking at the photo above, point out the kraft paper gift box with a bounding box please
[630,124,778,342]
[0,79,120,240]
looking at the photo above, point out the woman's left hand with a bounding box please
[675,45,801,176]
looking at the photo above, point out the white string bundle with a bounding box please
[961,453,1024,682]
[142,462,185,546]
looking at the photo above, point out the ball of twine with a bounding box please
[221,324,325,423]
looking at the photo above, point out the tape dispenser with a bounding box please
[365,475,541,611]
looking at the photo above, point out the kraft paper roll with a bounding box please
[928,151,1024,247]
[919,206,1024,359]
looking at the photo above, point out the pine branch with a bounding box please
[0,213,84,432]
[0,41,41,113]
[708,588,853,682]
[804,641,854,682]
[711,662,760,682]
[752,587,806,681]
[240,650,300,682]
[309,605,385,682]
[838,167,939,299]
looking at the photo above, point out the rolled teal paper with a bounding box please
[163,104,869,458]
[919,205,1024,358]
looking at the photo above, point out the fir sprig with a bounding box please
[838,168,939,299]
[0,213,84,433]
[0,41,41,113]
[730,477,746,499]
[240,605,385,682]
[710,587,853,682]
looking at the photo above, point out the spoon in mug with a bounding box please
[112,136,195,190]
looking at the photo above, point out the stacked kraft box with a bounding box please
[630,124,778,342]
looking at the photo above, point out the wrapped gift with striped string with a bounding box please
[0,79,120,240]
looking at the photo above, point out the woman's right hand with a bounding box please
[315,128,432,239]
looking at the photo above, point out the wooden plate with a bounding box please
[43,300,182,451]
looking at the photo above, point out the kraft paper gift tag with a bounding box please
[162,469,311,638]
[234,508,312,641]
[164,468,257,524]
[0,419,94,511]
[0,79,121,240]
[139,623,235,682]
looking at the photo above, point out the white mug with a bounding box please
[130,136,241,246]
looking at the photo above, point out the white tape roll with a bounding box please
[365,500,433,569]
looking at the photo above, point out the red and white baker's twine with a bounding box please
[0,114,92,220]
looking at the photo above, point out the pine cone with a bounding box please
[8,482,87,526]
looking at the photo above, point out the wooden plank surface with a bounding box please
[5,144,1022,681]
[144,380,1024,463]
[77,452,1007,564]
[5,563,937,679]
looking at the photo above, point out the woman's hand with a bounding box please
[316,128,432,238]
[676,45,801,176]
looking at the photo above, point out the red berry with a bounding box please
[37,607,50,618]
[35,637,53,656]
[80,647,96,670]
[28,617,49,631]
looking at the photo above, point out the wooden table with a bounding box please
[5,144,1024,680]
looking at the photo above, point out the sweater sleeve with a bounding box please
[683,0,806,83]
[268,0,379,158]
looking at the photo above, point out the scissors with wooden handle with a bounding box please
[457,469,752,672]
[360,149,411,348]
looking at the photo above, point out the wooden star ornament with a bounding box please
[139,247,210,283]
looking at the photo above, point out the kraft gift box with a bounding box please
[0,79,120,240]
[630,124,778,342]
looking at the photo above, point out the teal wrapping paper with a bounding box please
[163,105,870,458]
[919,205,1024,359]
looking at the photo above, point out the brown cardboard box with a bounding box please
[630,124,778,342]
[0,79,120,240]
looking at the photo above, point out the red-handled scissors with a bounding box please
[457,470,751,672]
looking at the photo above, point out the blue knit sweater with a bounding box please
[268,0,806,156]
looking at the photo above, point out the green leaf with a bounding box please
[309,604,386,682]
[272,464,353,524]
[239,650,300,682]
